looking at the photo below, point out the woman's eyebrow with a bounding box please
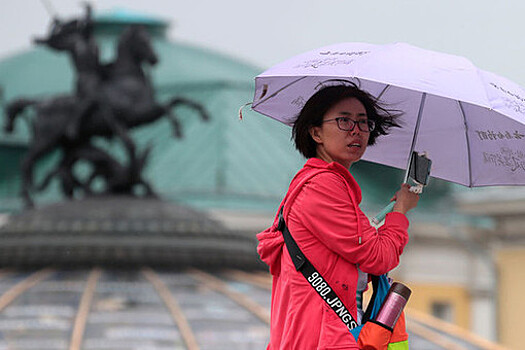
[338,111,368,117]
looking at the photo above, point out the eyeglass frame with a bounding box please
[322,117,376,132]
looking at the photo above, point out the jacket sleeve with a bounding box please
[292,172,409,275]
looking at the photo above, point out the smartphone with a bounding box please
[408,152,432,186]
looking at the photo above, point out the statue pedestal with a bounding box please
[0,196,262,269]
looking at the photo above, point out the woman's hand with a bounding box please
[391,183,420,215]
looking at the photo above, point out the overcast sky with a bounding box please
[1,0,524,85]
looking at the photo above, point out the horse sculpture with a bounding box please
[37,143,155,198]
[5,13,209,207]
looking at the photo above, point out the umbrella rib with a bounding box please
[458,101,473,187]
[376,84,391,100]
[403,92,427,183]
[252,76,309,108]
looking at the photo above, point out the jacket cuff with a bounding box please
[385,211,409,229]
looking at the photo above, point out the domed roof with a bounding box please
[0,267,485,350]
[95,8,169,28]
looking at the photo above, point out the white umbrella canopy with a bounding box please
[252,42,525,187]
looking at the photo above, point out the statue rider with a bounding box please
[35,4,100,139]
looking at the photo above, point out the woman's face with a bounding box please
[309,97,370,168]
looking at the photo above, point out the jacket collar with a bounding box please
[304,158,362,204]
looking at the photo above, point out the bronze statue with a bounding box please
[34,4,100,140]
[4,4,209,207]
[37,143,155,198]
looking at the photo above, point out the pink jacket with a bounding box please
[257,158,409,349]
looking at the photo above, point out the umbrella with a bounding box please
[251,42,525,188]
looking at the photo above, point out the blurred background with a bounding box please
[0,1,524,349]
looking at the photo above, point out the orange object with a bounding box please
[358,312,409,350]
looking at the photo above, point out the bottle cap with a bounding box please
[390,282,412,300]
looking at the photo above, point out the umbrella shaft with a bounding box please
[403,93,427,183]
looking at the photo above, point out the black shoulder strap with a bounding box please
[278,206,359,330]
[362,274,379,323]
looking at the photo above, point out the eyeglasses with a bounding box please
[322,117,375,132]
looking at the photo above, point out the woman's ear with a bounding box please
[309,126,323,144]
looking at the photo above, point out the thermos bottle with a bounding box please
[374,282,411,329]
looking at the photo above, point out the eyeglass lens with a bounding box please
[337,118,374,132]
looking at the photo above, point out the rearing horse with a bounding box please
[4,25,209,207]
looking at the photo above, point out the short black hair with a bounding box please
[292,83,401,159]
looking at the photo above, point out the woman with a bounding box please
[257,84,419,349]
